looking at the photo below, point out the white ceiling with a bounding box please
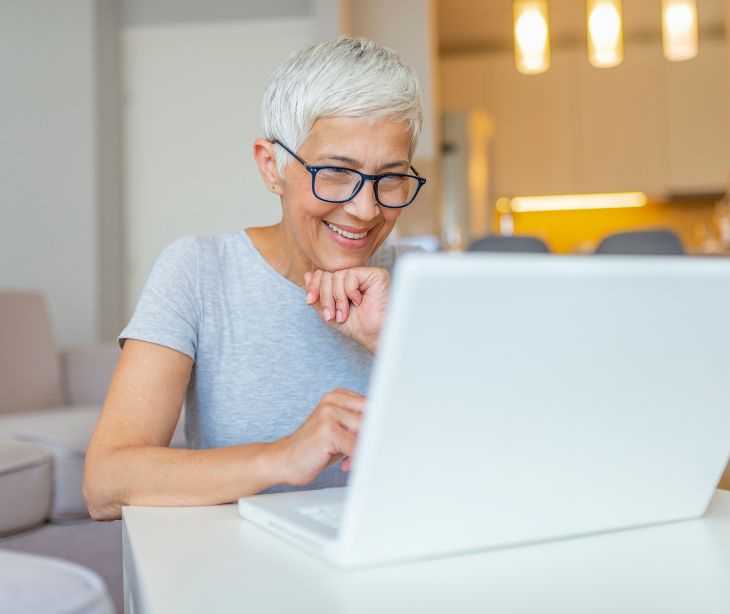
[437,0,728,53]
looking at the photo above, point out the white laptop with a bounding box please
[239,253,730,569]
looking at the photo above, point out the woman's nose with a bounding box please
[342,181,380,221]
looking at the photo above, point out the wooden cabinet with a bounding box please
[663,40,730,194]
[575,44,666,195]
[489,49,580,197]
[440,39,730,197]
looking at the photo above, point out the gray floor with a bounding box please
[0,519,123,613]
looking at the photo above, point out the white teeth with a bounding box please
[325,221,368,240]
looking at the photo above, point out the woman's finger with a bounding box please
[326,388,366,410]
[331,272,351,323]
[304,271,313,303]
[319,271,335,322]
[343,270,363,306]
[333,427,357,459]
[323,404,362,434]
[354,267,388,294]
[306,270,323,305]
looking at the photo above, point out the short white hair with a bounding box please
[261,37,423,177]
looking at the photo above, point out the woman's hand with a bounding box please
[275,388,365,487]
[304,267,389,354]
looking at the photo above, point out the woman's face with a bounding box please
[276,116,412,273]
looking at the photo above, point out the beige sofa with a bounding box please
[0,440,115,613]
[0,290,184,613]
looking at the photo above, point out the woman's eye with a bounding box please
[319,168,356,181]
[379,175,406,187]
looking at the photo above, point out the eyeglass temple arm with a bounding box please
[273,138,425,182]
[270,139,309,167]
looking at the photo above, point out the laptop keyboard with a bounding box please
[298,503,343,529]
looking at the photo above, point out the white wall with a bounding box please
[0,0,99,348]
[349,0,442,236]
[122,18,316,309]
[350,0,438,160]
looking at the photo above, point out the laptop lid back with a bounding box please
[337,254,730,567]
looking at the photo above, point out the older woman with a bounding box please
[83,37,426,520]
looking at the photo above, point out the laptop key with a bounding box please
[298,504,343,529]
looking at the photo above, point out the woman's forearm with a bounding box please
[83,441,284,521]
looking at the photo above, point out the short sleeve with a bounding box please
[119,236,200,360]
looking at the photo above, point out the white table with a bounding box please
[123,490,730,614]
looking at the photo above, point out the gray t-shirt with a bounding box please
[119,230,408,492]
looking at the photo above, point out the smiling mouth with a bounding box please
[323,221,370,240]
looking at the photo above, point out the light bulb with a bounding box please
[587,0,624,68]
[513,1,551,75]
[662,0,698,61]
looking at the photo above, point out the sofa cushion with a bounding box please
[0,407,100,520]
[0,405,188,521]
[0,440,52,536]
[0,406,99,454]
[0,291,64,414]
[0,549,114,614]
[0,518,123,613]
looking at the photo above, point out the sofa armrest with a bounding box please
[60,344,120,407]
[0,439,52,535]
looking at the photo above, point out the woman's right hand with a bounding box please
[275,388,365,487]
[304,267,390,354]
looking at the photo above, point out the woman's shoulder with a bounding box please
[165,230,243,249]
[158,231,249,265]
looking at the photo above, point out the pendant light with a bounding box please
[662,0,698,61]
[586,0,624,68]
[513,0,551,75]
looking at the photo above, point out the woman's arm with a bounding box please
[83,339,364,521]
[83,340,282,520]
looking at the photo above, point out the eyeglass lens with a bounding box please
[314,168,420,207]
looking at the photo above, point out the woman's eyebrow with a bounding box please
[321,155,410,171]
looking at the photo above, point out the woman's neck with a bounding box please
[246,224,310,287]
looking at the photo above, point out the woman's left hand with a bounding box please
[304,267,390,354]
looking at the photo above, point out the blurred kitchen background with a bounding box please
[1,0,729,349]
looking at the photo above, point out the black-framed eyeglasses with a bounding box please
[271,139,426,209]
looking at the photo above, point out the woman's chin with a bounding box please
[316,251,371,272]
[313,241,374,270]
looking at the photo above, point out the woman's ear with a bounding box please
[253,138,283,195]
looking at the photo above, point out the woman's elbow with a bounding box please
[83,458,123,521]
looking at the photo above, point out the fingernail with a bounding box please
[323,308,331,321]
[336,309,343,323]
[306,292,313,304]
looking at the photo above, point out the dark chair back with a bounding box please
[595,230,685,255]
[468,235,550,254]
